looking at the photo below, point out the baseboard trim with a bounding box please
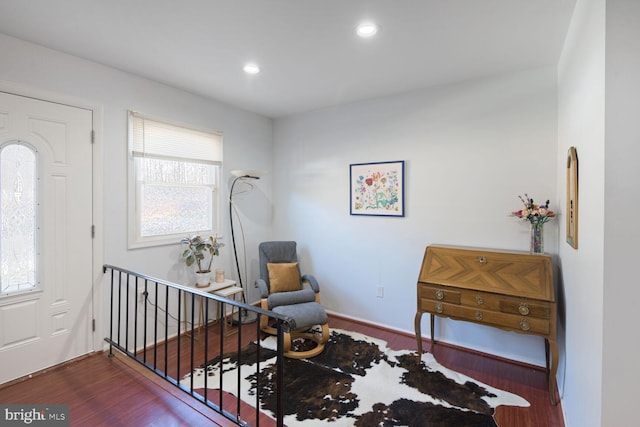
[0,351,101,390]
[326,310,548,373]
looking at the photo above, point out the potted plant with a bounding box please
[180,235,224,287]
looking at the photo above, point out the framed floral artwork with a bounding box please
[566,147,578,249]
[350,160,405,217]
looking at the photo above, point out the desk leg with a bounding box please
[547,338,559,405]
[414,312,423,358]
[430,313,435,344]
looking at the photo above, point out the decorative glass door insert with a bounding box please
[1,142,37,294]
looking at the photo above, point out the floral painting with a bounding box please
[350,161,404,216]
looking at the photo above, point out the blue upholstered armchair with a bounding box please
[255,241,330,358]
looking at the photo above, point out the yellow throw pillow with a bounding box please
[267,262,302,293]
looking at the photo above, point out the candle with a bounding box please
[215,268,225,283]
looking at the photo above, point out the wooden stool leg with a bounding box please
[198,296,204,339]
[226,304,237,335]
[218,300,226,336]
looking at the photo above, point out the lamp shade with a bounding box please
[230,169,267,179]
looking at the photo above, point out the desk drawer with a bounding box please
[499,299,550,319]
[420,283,551,320]
[422,300,550,335]
[460,292,551,320]
[418,283,461,304]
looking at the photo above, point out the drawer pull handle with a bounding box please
[520,319,531,331]
[476,296,484,305]
[435,302,443,314]
[518,303,530,316]
[475,311,483,321]
[477,256,487,264]
[435,290,444,300]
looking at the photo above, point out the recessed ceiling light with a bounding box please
[243,63,260,74]
[356,22,379,38]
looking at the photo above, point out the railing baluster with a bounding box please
[188,292,194,394]
[143,279,148,364]
[255,317,261,427]
[218,299,224,411]
[204,297,209,403]
[189,291,196,395]
[276,321,285,427]
[177,289,182,388]
[236,304,242,419]
[117,271,122,347]
[108,267,114,356]
[164,285,169,378]
[153,281,159,370]
[125,273,130,353]
[134,276,138,358]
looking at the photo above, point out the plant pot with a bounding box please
[195,270,211,287]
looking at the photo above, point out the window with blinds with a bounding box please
[127,111,222,248]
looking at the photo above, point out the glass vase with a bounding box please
[530,222,544,254]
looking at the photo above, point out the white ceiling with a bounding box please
[0,0,576,118]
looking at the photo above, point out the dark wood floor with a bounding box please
[0,314,564,427]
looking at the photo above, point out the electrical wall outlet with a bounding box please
[376,286,384,298]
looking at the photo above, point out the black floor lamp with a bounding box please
[229,170,264,324]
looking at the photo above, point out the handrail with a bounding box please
[103,264,289,427]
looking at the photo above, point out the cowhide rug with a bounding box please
[180,329,528,426]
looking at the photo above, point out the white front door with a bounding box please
[0,91,94,383]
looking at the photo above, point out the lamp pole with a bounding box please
[229,174,259,324]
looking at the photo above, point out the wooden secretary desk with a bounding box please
[414,244,558,405]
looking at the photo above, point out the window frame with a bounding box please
[127,111,222,249]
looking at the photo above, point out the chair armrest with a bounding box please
[256,278,269,299]
[301,274,320,293]
[268,289,316,309]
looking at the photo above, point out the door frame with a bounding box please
[0,80,104,353]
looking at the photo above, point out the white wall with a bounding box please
[602,0,640,425]
[273,67,559,366]
[0,34,273,311]
[557,0,606,425]
[558,1,640,426]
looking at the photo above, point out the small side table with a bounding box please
[183,279,236,338]
[213,285,244,336]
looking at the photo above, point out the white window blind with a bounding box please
[127,111,222,249]
[130,111,222,164]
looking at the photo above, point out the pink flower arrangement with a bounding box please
[511,194,555,225]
